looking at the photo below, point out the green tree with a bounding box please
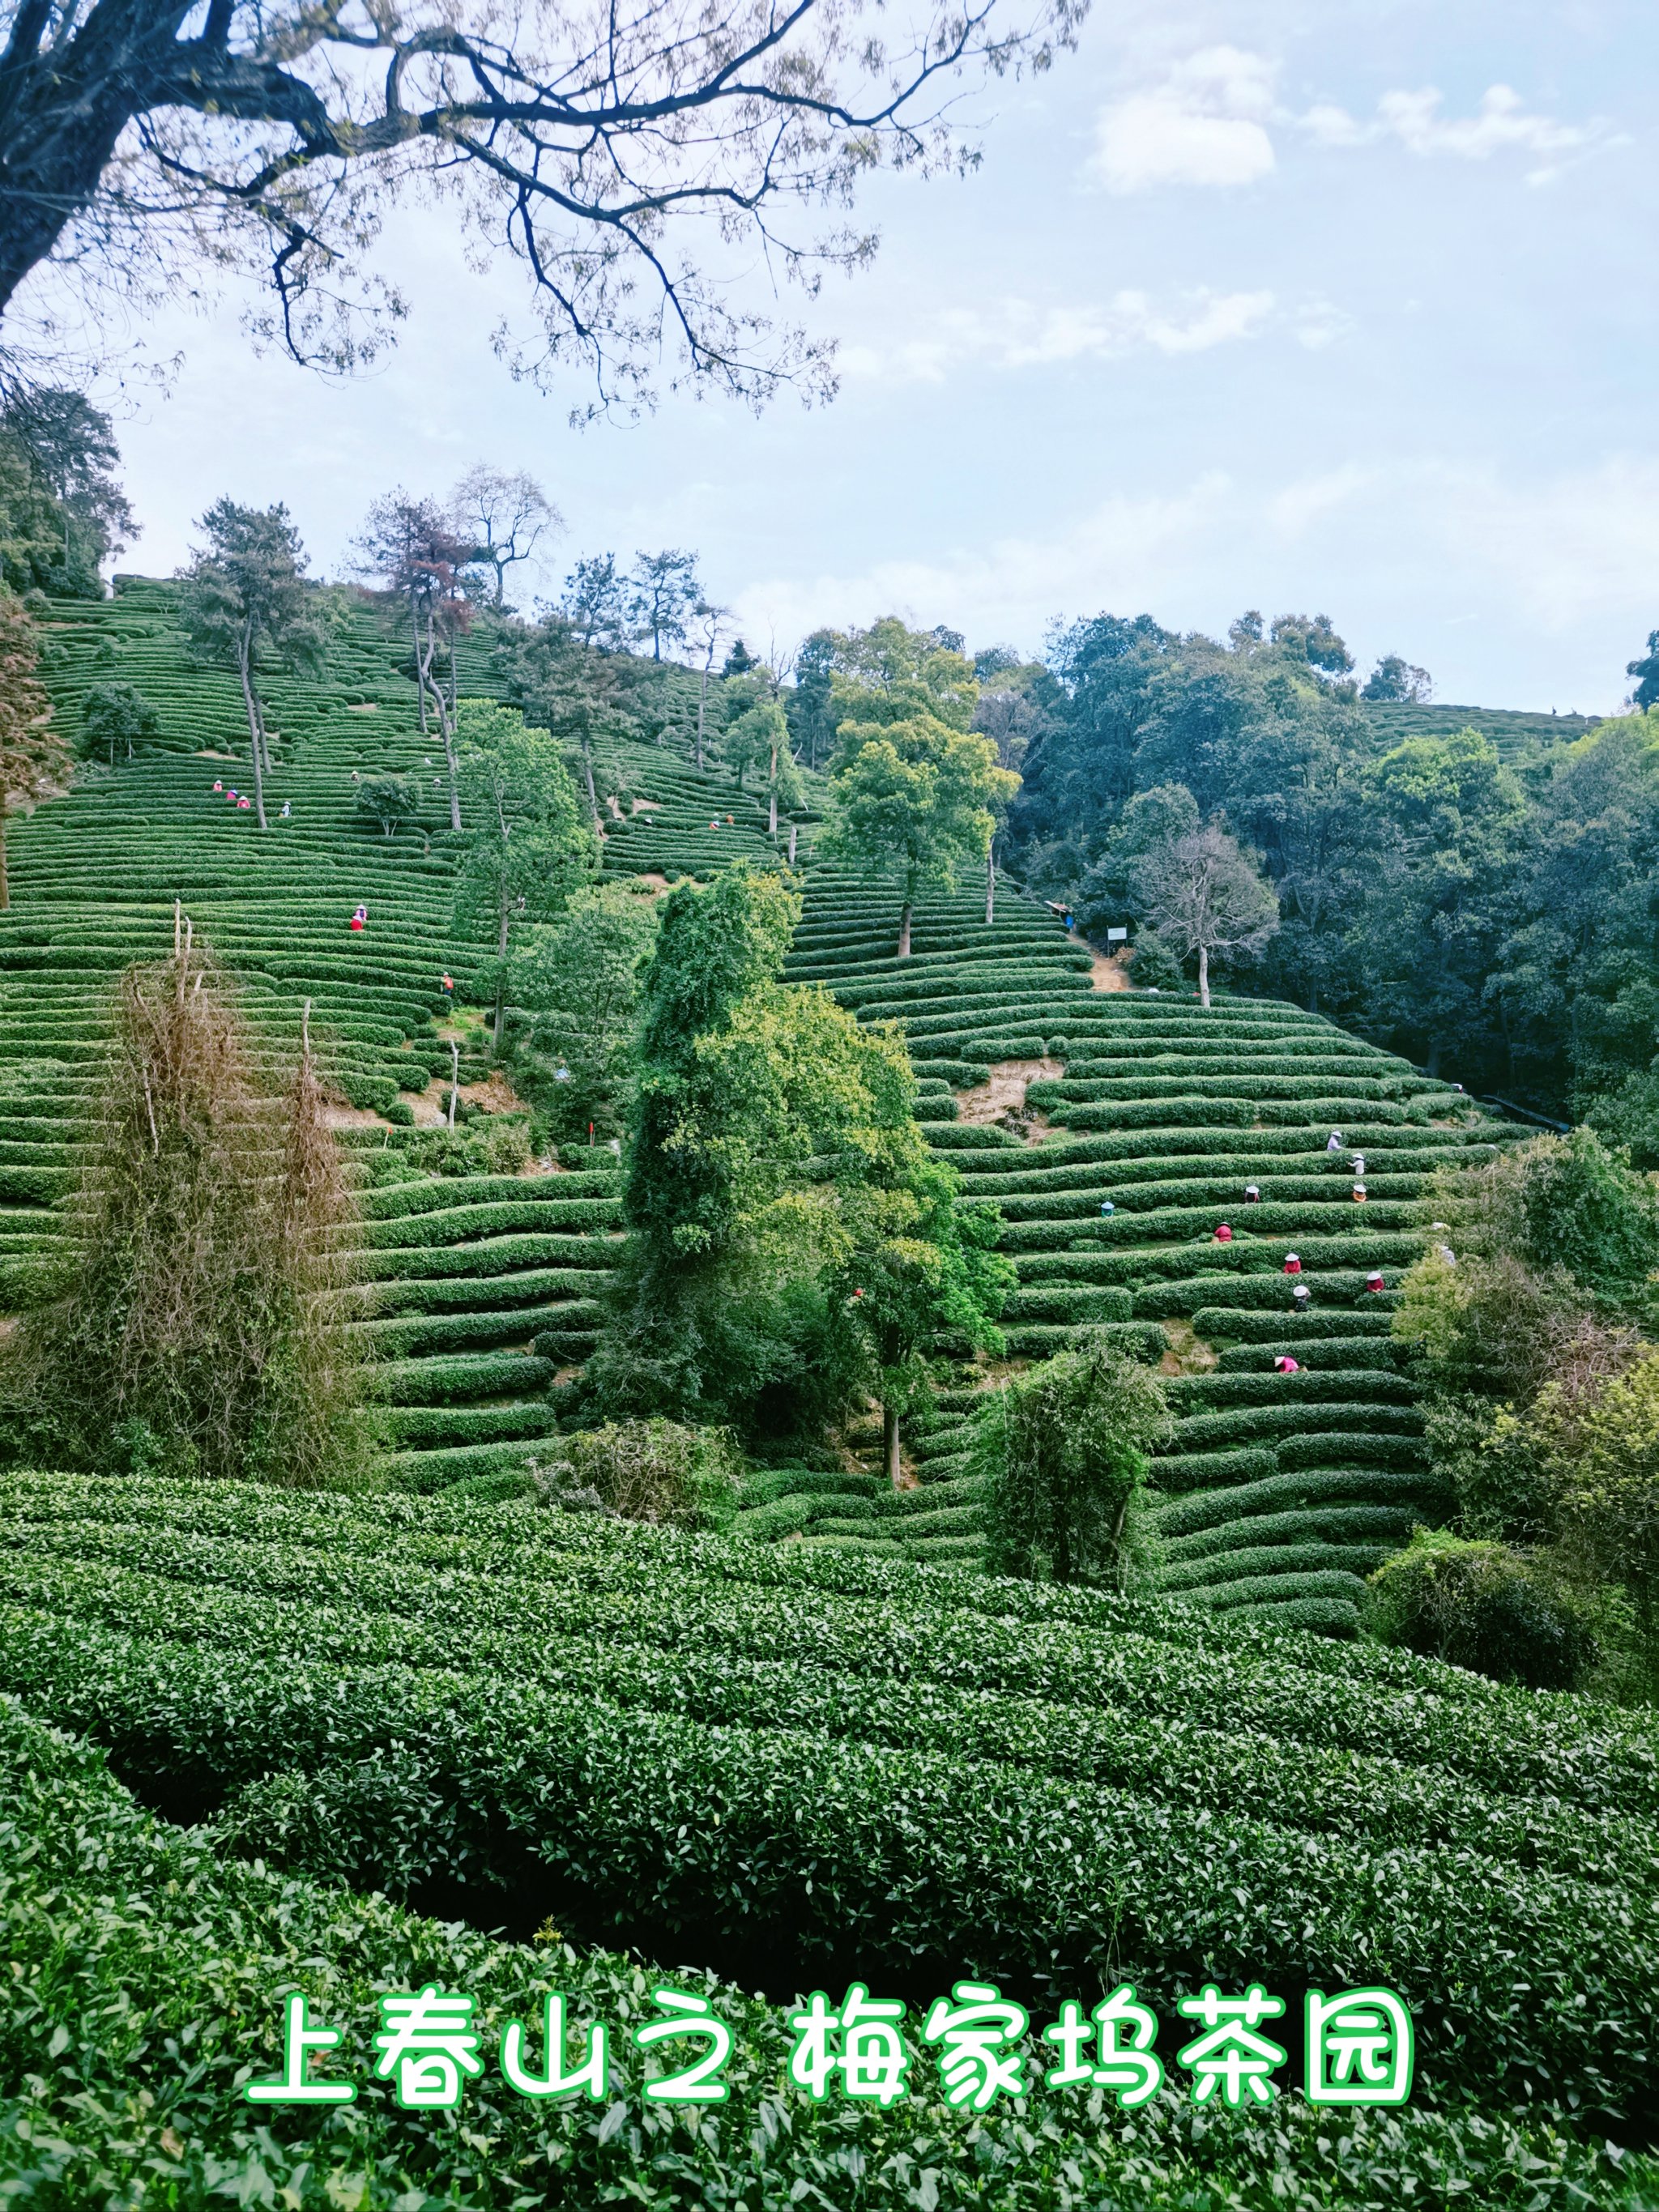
[981,1331,1171,1587]
[825,616,981,728]
[498,613,635,836]
[1436,1132,1659,1323]
[0,388,135,578]
[0,590,70,910]
[587,861,804,1419]
[824,716,1016,957]
[507,882,659,1140]
[81,681,160,765]
[591,860,983,1433]
[1075,781,1200,938]
[724,697,802,833]
[0,431,83,596]
[1541,1349,1659,1692]
[1268,611,1354,681]
[1627,628,1659,710]
[178,501,326,830]
[1130,818,1279,1007]
[830,1148,1013,1483]
[356,773,420,838]
[560,556,628,650]
[352,492,478,827]
[450,703,597,1049]
[1362,654,1432,704]
[625,549,701,660]
[1363,1528,1598,1691]
[1510,1130,1659,1321]
[787,629,838,769]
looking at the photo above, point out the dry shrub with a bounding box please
[1,946,377,1487]
[545,1419,740,1529]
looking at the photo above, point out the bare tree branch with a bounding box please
[0,0,1086,411]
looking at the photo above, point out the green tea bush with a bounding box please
[1365,1528,1602,1691]
[25,1695,1646,2212]
[0,1477,1655,2132]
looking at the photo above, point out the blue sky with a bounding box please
[85,0,1659,710]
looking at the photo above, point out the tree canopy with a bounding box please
[178,500,325,830]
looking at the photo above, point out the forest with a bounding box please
[1,395,1658,2212]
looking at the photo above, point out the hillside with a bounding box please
[6,1485,1654,2206]
[742,872,1513,1632]
[0,578,1528,1622]
[1356,698,1599,758]
[4,585,1657,2209]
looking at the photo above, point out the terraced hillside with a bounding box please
[9,583,1525,1618]
[1,582,783,1493]
[743,869,1519,1633]
[1358,698,1598,758]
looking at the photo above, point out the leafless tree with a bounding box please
[689,600,731,771]
[0,0,1085,411]
[452,465,563,608]
[352,490,475,828]
[1132,821,1280,1009]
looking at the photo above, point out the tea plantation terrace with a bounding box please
[1357,698,1599,760]
[1,1470,1654,2164]
[741,867,1519,1633]
[2,589,779,1490]
[6,586,1520,1574]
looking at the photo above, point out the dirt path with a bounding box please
[1074,932,1129,991]
[954,1056,1062,1130]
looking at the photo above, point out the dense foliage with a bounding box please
[982,1329,1171,1585]
[1009,613,1659,1133]
[8,1686,1653,2210]
[4,549,1659,2212]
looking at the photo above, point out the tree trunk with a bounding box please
[1197,944,1210,1008]
[898,902,912,960]
[0,55,138,323]
[237,625,268,830]
[787,821,798,866]
[412,598,429,735]
[579,738,603,838]
[420,610,461,833]
[884,1401,901,1487]
[448,1041,460,1128]
[986,840,996,924]
[0,819,9,912]
[492,897,512,1051]
[695,668,708,769]
[441,716,461,832]
[768,783,778,837]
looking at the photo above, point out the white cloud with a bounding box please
[1265,464,1382,540]
[1087,46,1278,194]
[731,455,1659,693]
[1090,53,1609,194]
[840,287,1313,385]
[1433,457,1659,629]
[1297,83,1610,182]
[1290,299,1356,351]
